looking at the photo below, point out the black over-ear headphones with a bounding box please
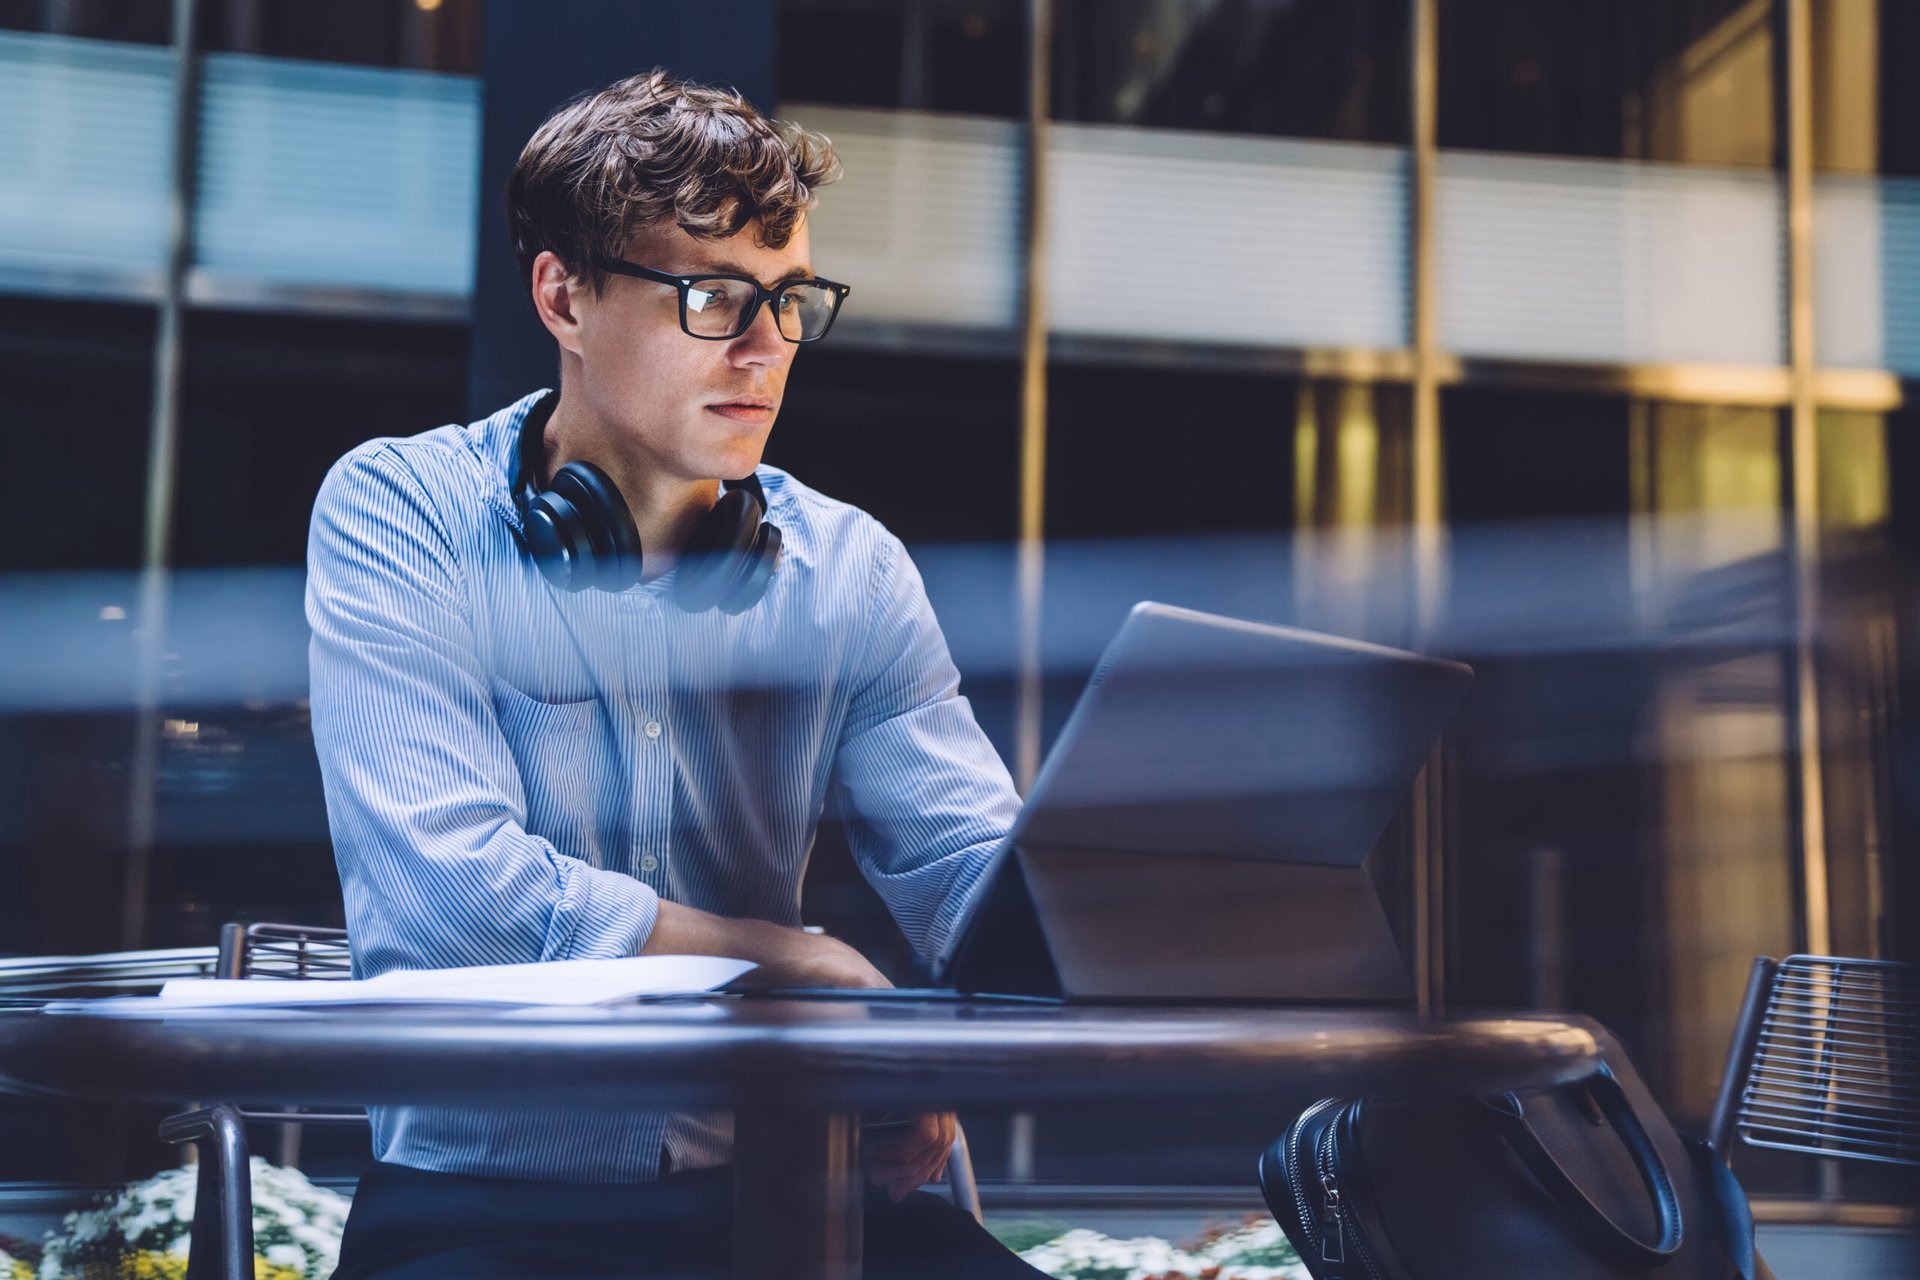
[514,391,782,614]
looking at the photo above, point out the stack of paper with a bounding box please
[126,954,756,1010]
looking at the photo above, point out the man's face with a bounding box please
[557,217,811,484]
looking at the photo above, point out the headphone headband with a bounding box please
[513,388,562,510]
[512,391,780,611]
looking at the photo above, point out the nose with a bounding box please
[729,297,791,368]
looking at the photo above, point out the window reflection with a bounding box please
[0,0,171,44]
[1053,0,1409,142]
[779,0,1024,117]
[1439,0,1774,168]
[199,0,481,73]
[0,0,482,71]
[1813,1,1920,177]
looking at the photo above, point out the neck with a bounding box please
[539,389,720,579]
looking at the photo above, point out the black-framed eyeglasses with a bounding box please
[592,257,851,343]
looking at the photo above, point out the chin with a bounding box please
[713,432,773,477]
[710,445,768,482]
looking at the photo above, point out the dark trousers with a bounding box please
[330,1160,1049,1279]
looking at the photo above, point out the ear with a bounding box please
[530,250,589,357]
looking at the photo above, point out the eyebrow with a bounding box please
[691,259,815,289]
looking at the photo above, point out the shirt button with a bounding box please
[640,854,659,872]
[644,720,662,740]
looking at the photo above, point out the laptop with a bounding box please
[932,602,1473,1002]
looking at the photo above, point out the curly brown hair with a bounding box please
[506,68,840,295]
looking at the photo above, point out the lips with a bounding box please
[707,399,775,424]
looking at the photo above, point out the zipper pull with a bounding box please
[1320,1176,1345,1264]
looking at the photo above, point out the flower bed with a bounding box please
[10,1163,1304,1280]
[8,1158,349,1280]
[1009,1215,1309,1280]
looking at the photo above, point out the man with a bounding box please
[307,70,1043,1278]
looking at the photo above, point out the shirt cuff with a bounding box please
[544,857,662,960]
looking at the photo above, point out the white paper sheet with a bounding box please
[136,954,756,1009]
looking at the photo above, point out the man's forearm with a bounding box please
[640,899,890,989]
[640,899,794,962]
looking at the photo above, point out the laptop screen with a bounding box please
[940,603,1472,1002]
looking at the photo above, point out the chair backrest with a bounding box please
[217,922,352,981]
[1709,954,1917,1167]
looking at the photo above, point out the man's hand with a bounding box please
[642,900,886,988]
[737,927,894,991]
[868,1110,957,1202]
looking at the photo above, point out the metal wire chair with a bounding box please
[160,924,363,1280]
[215,920,353,981]
[1708,954,1918,1168]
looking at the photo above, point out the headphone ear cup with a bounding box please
[715,521,781,615]
[549,462,643,592]
[674,487,761,613]
[524,491,586,591]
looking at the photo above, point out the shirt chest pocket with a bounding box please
[490,677,620,863]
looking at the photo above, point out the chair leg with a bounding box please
[160,1104,255,1280]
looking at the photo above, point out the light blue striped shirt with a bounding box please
[306,389,1021,1182]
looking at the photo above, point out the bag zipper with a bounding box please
[1317,1105,1385,1280]
[1285,1099,1339,1263]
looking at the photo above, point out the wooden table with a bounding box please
[0,996,1604,1278]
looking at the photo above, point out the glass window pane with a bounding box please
[1812,3,1920,374]
[1053,0,1409,144]
[198,0,482,74]
[1438,151,1785,367]
[192,53,480,297]
[0,0,171,44]
[1437,1,1784,367]
[1047,361,1305,541]
[794,104,1022,332]
[1049,126,1410,350]
[1812,410,1897,977]
[0,295,154,572]
[1810,1,1920,179]
[778,0,1023,117]
[771,347,1019,544]
[172,309,469,568]
[1436,386,1840,1198]
[1439,0,1774,167]
[0,30,176,280]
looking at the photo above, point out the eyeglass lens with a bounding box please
[684,278,838,340]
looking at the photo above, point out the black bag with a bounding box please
[1257,1062,1768,1280]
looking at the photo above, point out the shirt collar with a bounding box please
[468,387,556,531]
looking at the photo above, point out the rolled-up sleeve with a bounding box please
[306,448,659,978]
[833,534,1022,960]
